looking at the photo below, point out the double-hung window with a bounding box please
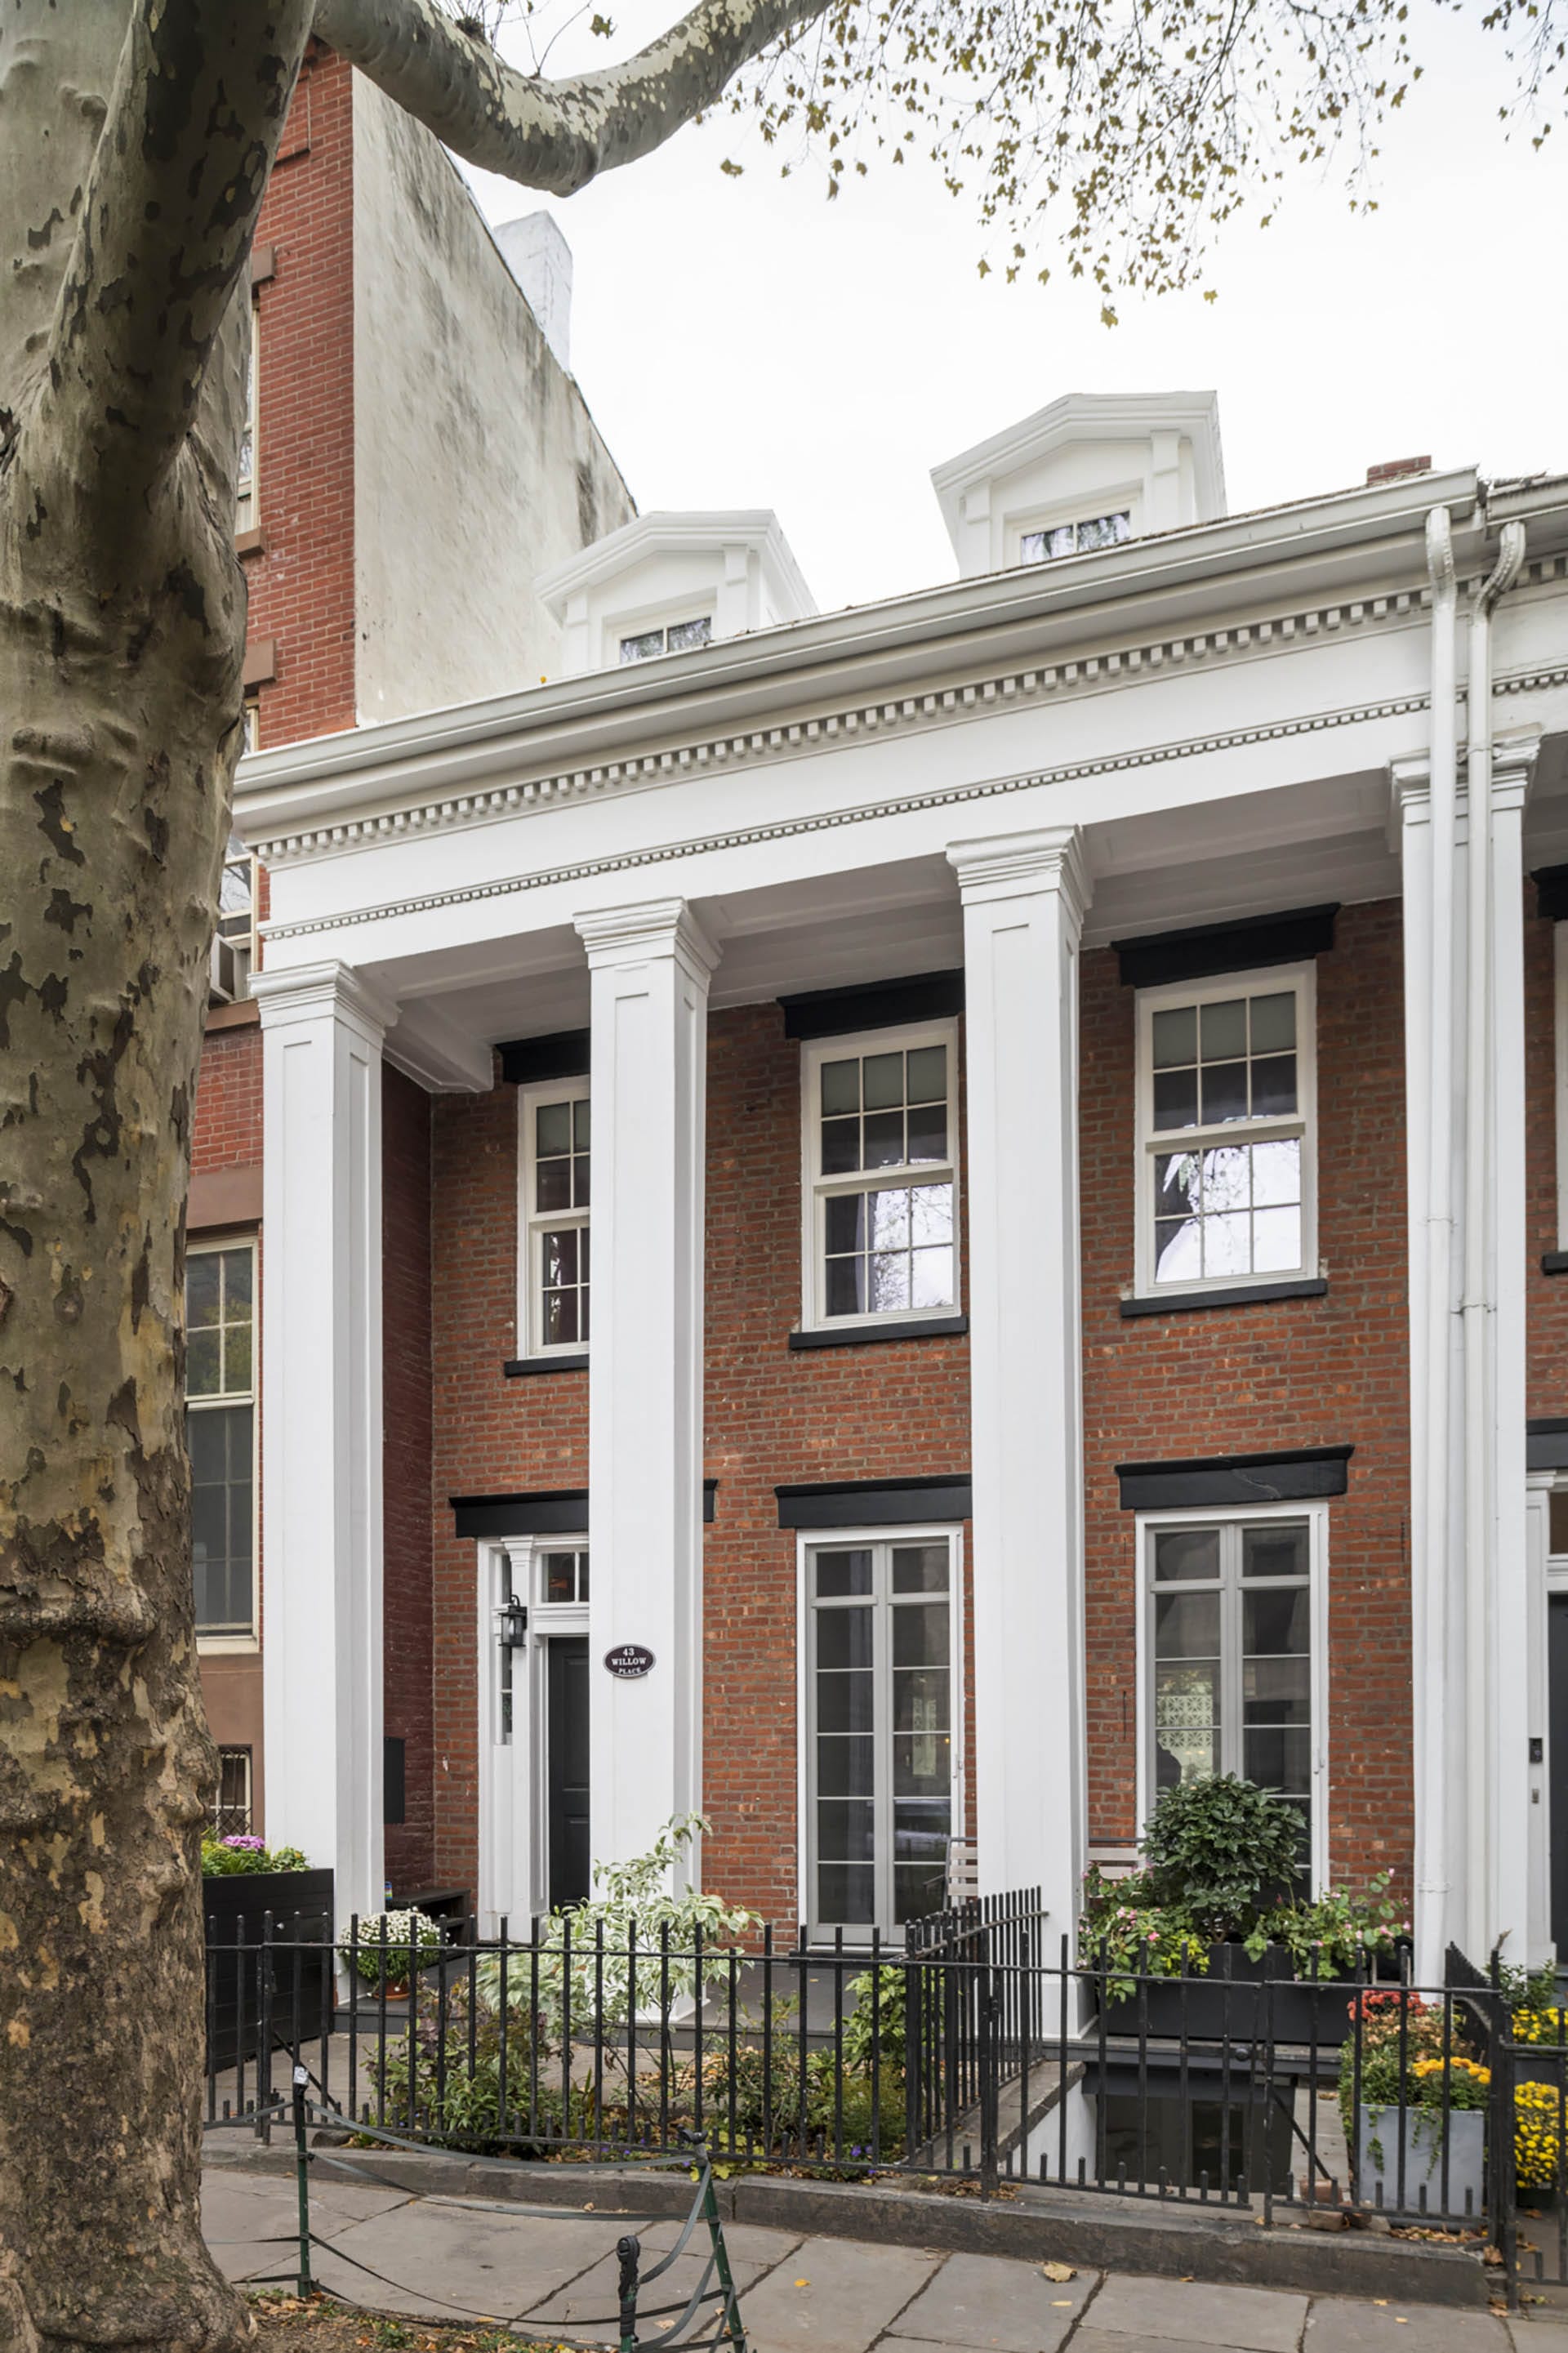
[804,1532,960,1939]
[518,1081,591,1354]
[802,1026,959,1328]
[1140,1509,1325,1886]
[185,1242,256,1641]
[1135,965,1316,1295]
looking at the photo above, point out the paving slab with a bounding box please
[518,2212,800,2343]
[1085,2273,1308,2351]
[320,2199,610,2324]
[1303,2295,1509,2351]
[889,2249,1098,2350]
[1511,2321,1568,2346]
[733,2232,943,2352]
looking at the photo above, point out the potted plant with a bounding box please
[202,1835,334,2069]
[1344,1991,1490,2219]
[1080,1776,1405,2043]
[339,1908,443,1999]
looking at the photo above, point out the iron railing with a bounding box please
[204,1902,1548,2297]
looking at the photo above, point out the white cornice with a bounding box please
[263,682,1437,948]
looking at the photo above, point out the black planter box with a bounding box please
[203,1868,335,2074]
[1090,1941,1389,2048]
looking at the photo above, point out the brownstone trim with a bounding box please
[189,1164,263,1232]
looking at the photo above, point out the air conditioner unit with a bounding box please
[208,932,238,1006]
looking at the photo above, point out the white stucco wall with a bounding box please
[350,80,635,722]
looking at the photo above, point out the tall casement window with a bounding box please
[1139,1508,1327,1886]
[185,1242,256,1641]
[801,1025,959,1329]
[804,1532,960,1939]
[518,1080,591,1355]
[1135,965,1316,1295]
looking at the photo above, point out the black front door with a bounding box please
[547,1636,590,1912]
[1551,1598,1568,1957]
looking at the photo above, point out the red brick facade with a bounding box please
[244,44,357,749]
[1080,901,1414,1892]
[192,1019,263,1173]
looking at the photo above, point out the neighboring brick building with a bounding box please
[189,40,633,1856]
[218,368,1568,2002]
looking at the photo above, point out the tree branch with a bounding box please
[314,0,828,194]
[40,0,314,525]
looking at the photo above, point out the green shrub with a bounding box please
[201,1834,309,1876]
[1141,1775,1304,1941]
[339,1909,443,1986]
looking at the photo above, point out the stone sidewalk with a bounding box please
[203,2166,1568,2352]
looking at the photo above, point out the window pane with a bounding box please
[1203,1210,1252,1277]
[817,1734,875,1796]
[871,1190,911,1249]
[1242,1522,1310,1580]
[1200,1147,1252,1214]
[224,1321,252,1393]
[1156,1152,1200,1217]
[906,1101,947,1163]
[186,1252,221,1327]
[817,1608,874,1669]
[1154,1664,1220,1785]
[825,1194,866,1253]
[1200,1000,1247,1061]
[825,1256,865,1317]
[817,1864,875,1924]
[1154,1216,1201,1283]
[894,1801,952,1876]
[1253,1208,1302,1271]
[225,1250,253,1312]
[1152,1007,1196,1068]
[906,1045,947,1103]
[542,1229,579,1286]
[537,1101,572,1154]
[1551,1491,1568,1557]
[863,1052,904,1110]
[1156,1590,1221,1660]
[536,1156,572,1211]
[893,1602,950,1669]
[822,1059,859,1115]
[817,1672,875,1732]
[1243,1588,1311,1655]
[666,616,712,653]
[1153,1527,1220,1582]
[1250,992,1296,1054]
[545,1553,577,1602]
[870,1254,912,1312]
[892,1666,950,1734]
[620,629,664,662]
[1250,1054,1298,1118]
[572,1150,590,1209]
[1243,1727,1312,1796]
[573,1099,591,1149]
[862,1109,904,1168]
[1250,1138,1300,1208]
[542,1290,579,1346]
[911,1183,953,1244]
[893,1544,949,1593]
[893,1731,952,1794]
[1243,1656,1312,1724]
[894,1861,947,1926]
[186,1326,220,1397]
[817,1799,875,1860]
[821,1116,861,1175]
[911,1249,954,1308]
[1152,1068,1200,1130]
[1200,1061,1249,1124]
[815,1549,873,1597]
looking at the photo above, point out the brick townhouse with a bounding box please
[203,363,1568,1990]
[189,35,631,1870]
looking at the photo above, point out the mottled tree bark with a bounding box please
[0,1,813,2344]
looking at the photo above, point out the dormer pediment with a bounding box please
[537,510,816,676]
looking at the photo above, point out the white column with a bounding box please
[253,960,392,1924]
[575,898,716,1890]
[947,827,1090,1932]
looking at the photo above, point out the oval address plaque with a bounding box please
[604,1642,656,1680]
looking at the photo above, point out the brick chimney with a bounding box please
[1365,456,1432,487]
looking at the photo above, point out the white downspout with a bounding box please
[1463,519,1526,1959]
[1416,507,1459,1984]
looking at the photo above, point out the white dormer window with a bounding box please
[619,615,713,664]
[1020,510,1131,565]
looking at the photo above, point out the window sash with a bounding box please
[1134,965,1316,1295]
[803,1531,960,1941]
[186,1241,257,1642]
[1138,1507,1326,1893]
[518,1078,591,1356]
[801,1023,960,1330]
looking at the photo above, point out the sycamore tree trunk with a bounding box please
[0,0,822,2344]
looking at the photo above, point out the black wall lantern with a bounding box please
[497,1598,529,1648]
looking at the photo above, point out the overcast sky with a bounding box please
[459,7,1568,617]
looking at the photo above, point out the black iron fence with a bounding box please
[204,1900,1561,2303]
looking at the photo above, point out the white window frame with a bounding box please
[236,298,259,535]
[186,1235,259,1653]
[1134,960,1318,1298]
[1134,1500,1330,1896]
[477,1533,590,1931]
[794,1521,966,1945]
[798,1019,961,1335]
[515,1075,591,1361]
[1012,482,1142,568]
